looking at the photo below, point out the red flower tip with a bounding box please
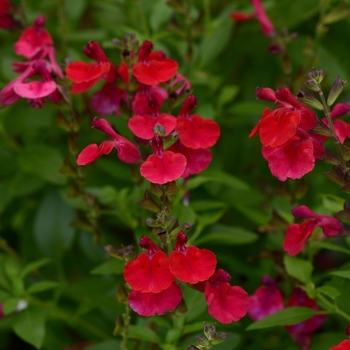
[346,324,350,338]
[84,41,108,62]
[275,87,300,109]
[256,87,277,102]
[330,340,350,350]
[139,235,160,254]
[34,14,46,28]
[138,40,153,61]
[92,117,118,139]
[174,231,188,252]
[331,103,350,119]
[129,282,182,316]
[179,95,197,116]
[230,12,256,21]
[209,269,231,284]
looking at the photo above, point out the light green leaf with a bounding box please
[12,307,46,349]
[27,281,61,294]
[128,325,161,344]
[218,85,239,107]
[330,271,350,279]
[90,259,124,275]
[284,255,313,283]
[317,285,341,300]
[17,145,66,185]
[195,225,258,246]
[310,241,350,255]
[246,307,317,330]
[85,340,120,350]
[3,298,21,315]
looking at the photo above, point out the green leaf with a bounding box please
[128,325,161,344]
[330,271,350,279]
[12,307,46,349]
[183,322,205,334]
[284,255,313,283]
[20,258,51,278]
[195,225,258,246]
[27,281,61,294]
[317,285,341,300]
[3,298,21,315]
[34,191,75,257]
[90,259,124,275]
[17,145,66,185]
[310,241,350,255]
[218,85,239,107]
[165,329,182,343]
[197,209,226,227]
[246,307,317,330]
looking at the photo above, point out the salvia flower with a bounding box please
[77,117,140,165]
[132,40,178,86]
[248,275,284,321]
[330,340,350,350]
[284,205,342,256]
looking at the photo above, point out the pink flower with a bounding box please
[169,231,217,284]
[248,275,284,321]
[140,134,187,184]
[204,269,249,324]
[77,118,140,165]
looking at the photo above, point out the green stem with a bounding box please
[318,89,345,168]
[317,293,350,322]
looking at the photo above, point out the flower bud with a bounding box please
[196,336,208,347]
[346,324,350,338]
[297,88,324,110]
[211,332,228,345]
[327,76,346,106]
[306,68,325,86]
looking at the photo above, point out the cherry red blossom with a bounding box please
[128,282,182,316]
[168,141,212,178]
[128,95,176,140]
[248,275,284,321]
[66,41,113,93]
[0,0,15,29]
[140,134,187,184]
[169,231,217,284]
[175,95,220,149]
[284,205,342,256]
[123,236,174,293]
[330,340,350,350]
[204,269,249,324]
[132,40,178,86]
[132,85,168,116]
[285,288,327,350]
[77,118,140,165]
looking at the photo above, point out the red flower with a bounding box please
[140,134,187,184]
[66,42,112,93]
[128,282,182,316]
[204,269,249,324]
[230,12,256,21]
[132,40,178,86]
[14,15,53,59]
[169,231,217,284]
[285,288,326,350]
[284,205,342,256]
[248,275,284,321]
[132,85,168,116]
[77,118,140,165]
[128,95,176,140]
[330,340,350,350]
[123,236,174,293]
[168,141,212,178]
[175,95,220,149]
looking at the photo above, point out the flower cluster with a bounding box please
[248,277,326,350]
[124,232,249,324]
[73,39,220,184]
[284,205,343,256]
[0,15,63,108]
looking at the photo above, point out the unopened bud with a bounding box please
[346,324,350,337]
[318,148,340,165]
[196,336,208,347]
[311,120,332,137]
[163,131,179,149]
[327,76,346,106]
[187,346,199,350]
[153,123,166,137]
[115,284,128,303]
[297,88,324,110]
[203,322,216,337]
[211,332,228,345]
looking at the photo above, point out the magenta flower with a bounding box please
[248,275,284,321]
[77,118,140,165]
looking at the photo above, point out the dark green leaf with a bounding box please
[317,285,341,300]
[90,259,124,275]
[330,271,350,279]
[128,325,161,344]
[27,281,61,294]
[20,258,51,278]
